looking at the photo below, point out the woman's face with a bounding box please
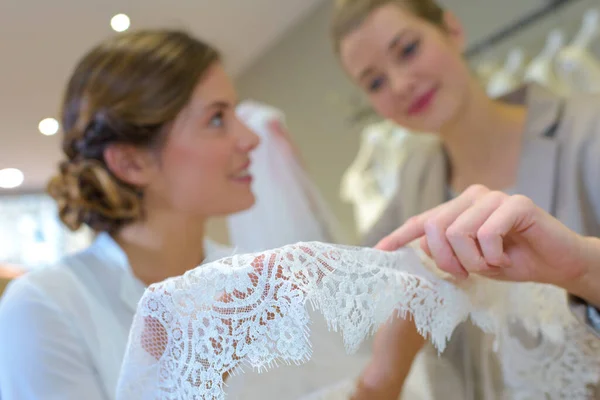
[145,63,259,218]
[339,4,470,133]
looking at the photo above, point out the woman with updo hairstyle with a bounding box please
[332,0,600,399]
[0,30,259,399]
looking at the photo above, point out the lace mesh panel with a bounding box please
[116,242,600,400]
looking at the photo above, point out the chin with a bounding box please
[229,192,256,214]
[241,192,256,210]
[401,106,456,133]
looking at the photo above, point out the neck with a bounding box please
[440,80,528,193]
[115,210,207,286]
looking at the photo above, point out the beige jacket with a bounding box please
[363,84,600,399]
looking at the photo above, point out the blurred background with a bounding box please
[1,0,598,275]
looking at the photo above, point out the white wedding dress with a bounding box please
[556,9,600,93]
[116,242,600,400]
[340,121,410,235]
[523,29,569,95]
[486,48,527,98]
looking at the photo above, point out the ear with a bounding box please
[103,144,156,187]
[442,11,466,52]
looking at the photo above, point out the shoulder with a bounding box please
[564,90,600,117]
[0,264,82,349]
[0,234,123,323]
[557,91,600,180]
[559,91,600,145]
[0,250,95,319]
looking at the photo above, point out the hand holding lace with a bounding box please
[377,184,600,308]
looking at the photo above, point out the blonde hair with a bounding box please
[331,0,445,53]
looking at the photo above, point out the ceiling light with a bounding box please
[0,168,24,189]
[111,14,130,32]
[38,117,59,136]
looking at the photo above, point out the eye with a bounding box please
[208,111,224,128]
[368,76,386,92]
[401,39,420,58]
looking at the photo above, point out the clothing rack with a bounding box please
[346,0,582,124]
[465,0,580,58]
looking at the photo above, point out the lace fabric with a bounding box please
[116,242,600,400]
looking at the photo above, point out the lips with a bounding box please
[231,161,253,183]
[407,87,437,116]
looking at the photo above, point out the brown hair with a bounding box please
[331,0,445,54]
[47,29,220,233]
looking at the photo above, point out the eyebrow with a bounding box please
[206,100,234,110]
[357,30,410,81]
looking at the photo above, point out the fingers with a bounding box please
[375,185,489,252]
[423,194,482,278]
[446,191,510,273]
[376,185,542,283]
[477,195,536,264]
[375,216,426,251]
[375,200,457,251]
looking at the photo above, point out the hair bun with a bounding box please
[47,160,141,232]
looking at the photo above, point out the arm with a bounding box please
[352,316,425,399]
[564,236,600,309]
[355,194,426,398]
[565,120,600,331]
[578,121,600,308]
[0,280,106,400]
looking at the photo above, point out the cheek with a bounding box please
[371,92,399,121]
[420,40,467,86]
[162,142,227,188]
[415,43,455,81]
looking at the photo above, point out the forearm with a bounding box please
[353,315,425,399]
[564,236,600,309]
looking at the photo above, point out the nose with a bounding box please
[235,118,260,153]
[389,67,416,98]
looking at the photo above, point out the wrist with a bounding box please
[355,363,404,399]
[564,236,600,309]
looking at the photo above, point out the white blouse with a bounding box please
[0,232,232,400]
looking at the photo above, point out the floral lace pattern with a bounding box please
[116,242,600,400]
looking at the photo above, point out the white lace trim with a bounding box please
[116,242,600,399]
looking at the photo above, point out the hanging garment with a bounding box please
[486,48,526,98]
[556,9,600,93]
[227,100,343,252]
[523,29,569,94]
[474,60,502,87]
[117,242,600,400]
[340,120,410,235]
